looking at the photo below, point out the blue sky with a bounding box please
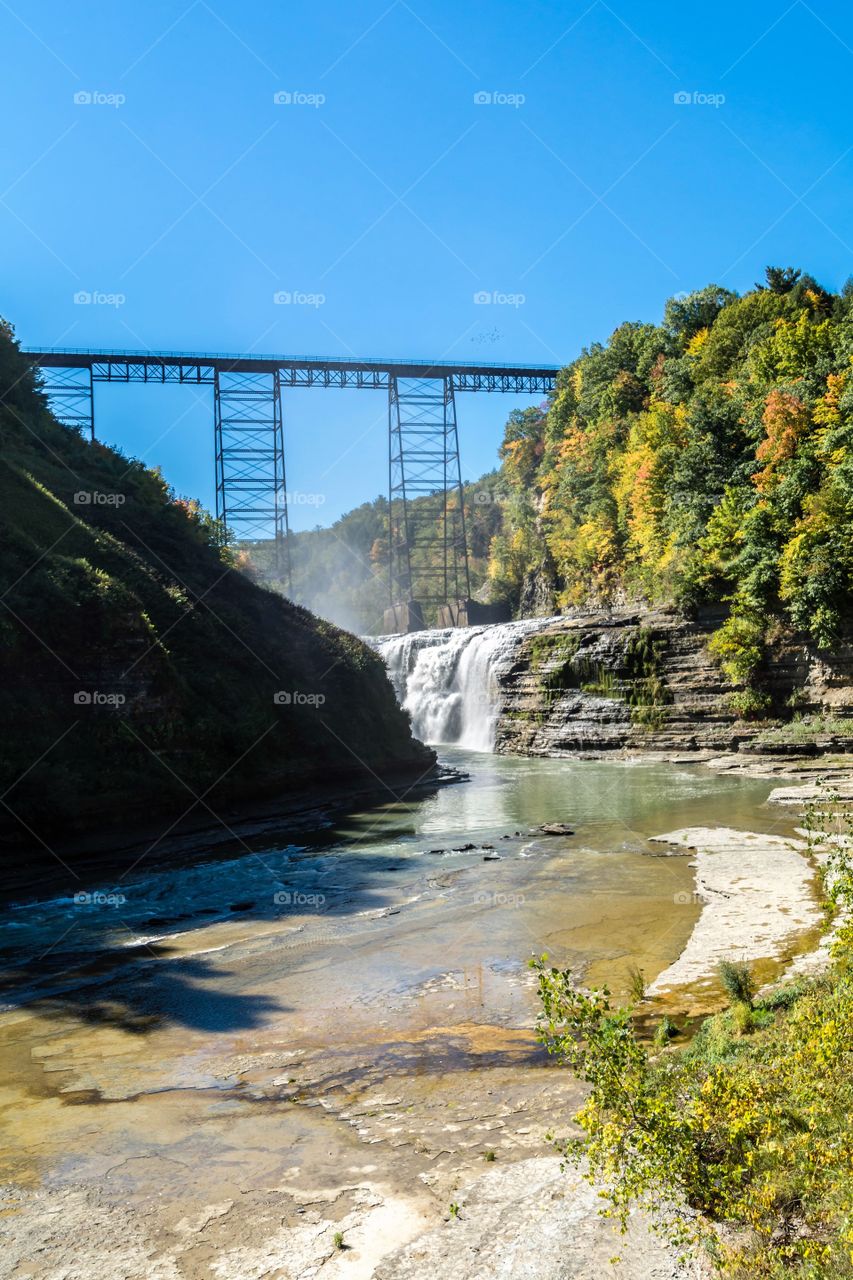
[3,0,853,528]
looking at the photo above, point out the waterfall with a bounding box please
[376,619,549,752]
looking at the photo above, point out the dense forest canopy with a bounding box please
[489,267,853,686]
[259,267,853,691]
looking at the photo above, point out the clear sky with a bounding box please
[3,0,853,528]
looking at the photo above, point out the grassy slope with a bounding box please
[0,323,434,846]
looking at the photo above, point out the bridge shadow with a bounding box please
[0,790,445,1036]
[0,946,286,1036]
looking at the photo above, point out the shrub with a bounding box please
[708,608,766,685]
[731,1001,754,1036]
[531,792,853,1277]
[717,959,756,1007]
[627,963,647,1002]
[654,1015,678,1047]
[726,689,772,721]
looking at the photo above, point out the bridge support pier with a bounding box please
[382,599,425,635]
[28,347,559,609]
[214,368,291,586]
[388,374,470,618]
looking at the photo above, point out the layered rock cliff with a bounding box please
[493,607,853,757]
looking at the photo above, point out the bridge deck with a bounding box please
[25,346,559,375]
[24,347,559,392]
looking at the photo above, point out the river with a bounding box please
[0,623,820,1277]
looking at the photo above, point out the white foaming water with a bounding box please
[376,619,550,751]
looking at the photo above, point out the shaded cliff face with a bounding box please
[0,324,434,848]
[493,608,853,757]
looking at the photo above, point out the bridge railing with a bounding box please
[23,346,560,376]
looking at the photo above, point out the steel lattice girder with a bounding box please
[388,376,470,606]
[37,365,94,437]
[214,369,291,582]
[90,360,215,384]
[28,347,557,605]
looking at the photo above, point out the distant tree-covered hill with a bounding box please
[240,266,853,715]
[250,471,512,634]
[0,321,433,849]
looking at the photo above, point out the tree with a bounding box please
[759,265,801,294]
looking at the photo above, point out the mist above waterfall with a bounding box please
[377,620,548,752]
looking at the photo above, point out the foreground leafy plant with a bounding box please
[533,806,853,1277]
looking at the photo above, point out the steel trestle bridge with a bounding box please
[25,347,559,619]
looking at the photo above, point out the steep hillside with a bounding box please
[488,268,853,714]
[0,321,434,848]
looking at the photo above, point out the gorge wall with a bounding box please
[1,326,435,849]
[492,607,853,758]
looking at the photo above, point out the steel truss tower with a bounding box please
[214,369,291,583]
[388,375,470,607]
[29,348,559,613]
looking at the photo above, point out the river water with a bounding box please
[0,625,817,1273]
[0,749,795,1178]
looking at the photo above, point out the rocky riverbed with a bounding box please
[0,1017,710,1280]
[0,751,846,1279]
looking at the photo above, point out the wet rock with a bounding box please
[493,606,853,759]
[228,901,255,912]
[451,843,476,852]
[535,823,575,836]
[647,826,821,999]
[769,780,853,805]
[482,852,501,862]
